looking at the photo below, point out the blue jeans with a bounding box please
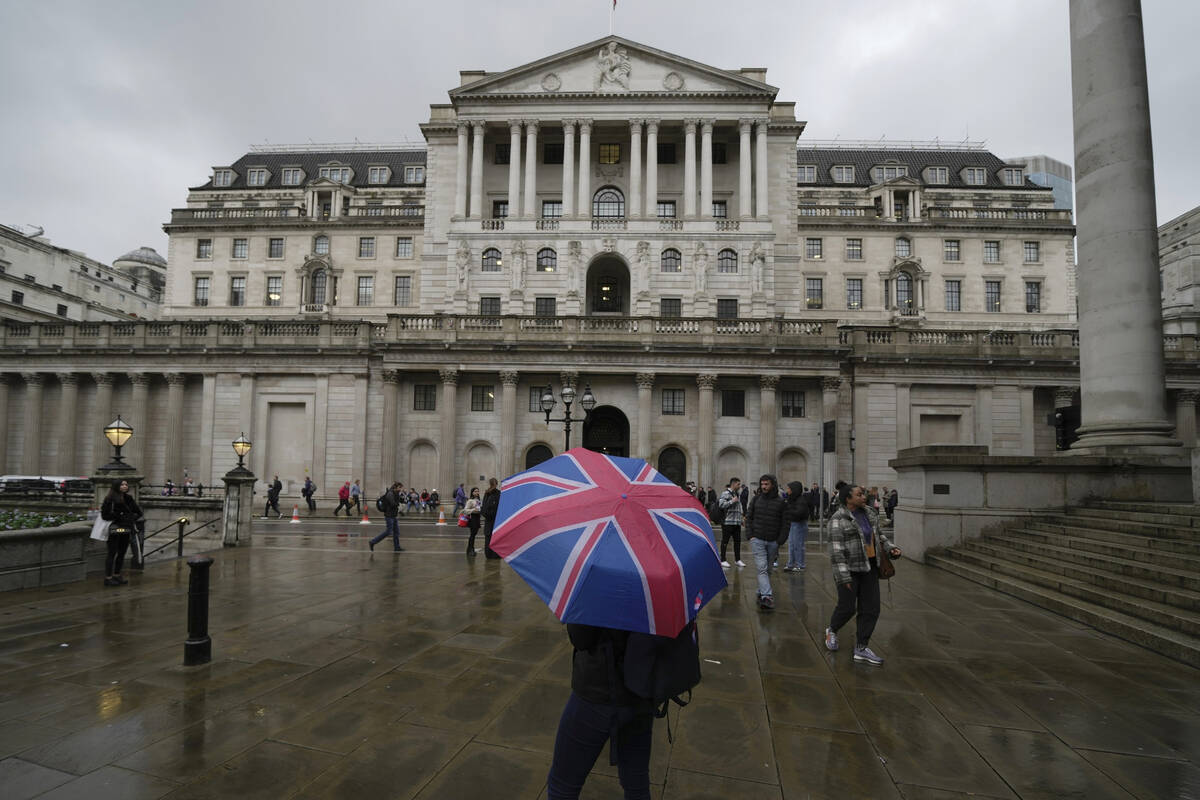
[369,515,400,550]
[750,537,779,598]
[546,692,652,800]
[786,522,807,569]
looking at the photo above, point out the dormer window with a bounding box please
[926,166,949,184]
[368,166,390,184]
[404,166,425,183]
[318,166,352,183]
[213,169,233,187]
[872,165,908,182]
[832,165,855,183]
[798,165,816,183]
[1003,167,1024,186]
[281,168,304,186]
[964,167,987,185]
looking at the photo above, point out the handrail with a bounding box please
[142,516,219,559]
[143,515,188,540]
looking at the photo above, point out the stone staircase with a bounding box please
[926,500,1200,664]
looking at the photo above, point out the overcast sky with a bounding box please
[1,1,1195,264]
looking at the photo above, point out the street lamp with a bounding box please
[542,383,596,451]
[102,415,134,470]
[231,433,252,471]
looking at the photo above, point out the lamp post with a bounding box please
[222,432,255,547]
[542,383,596,451]
[102,415,134,471]
[231,433,252,473]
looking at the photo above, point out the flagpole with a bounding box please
[610,0,615,35]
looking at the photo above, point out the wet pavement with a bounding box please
[1,518,1197,799]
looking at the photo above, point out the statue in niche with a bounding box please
[595,42,631,91]
[511,239,527,291]
[749,241,766,294]
[567,241,582,296]
[694,241,709,294]
[455,241,470,288]
[635,241,651,296]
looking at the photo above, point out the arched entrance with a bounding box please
[657,446,687,486]
[582,405,629,456]
[586,256,630,315]
[525,444,553,469]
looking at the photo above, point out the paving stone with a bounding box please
[31,765,179,799]
[958,725,1133,799]
[0,756,76,799]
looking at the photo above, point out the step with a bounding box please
[1067,505,1200,531]
[965,538,1200,614]
[987,531,1200,587]
[1039,513,1200,542]
[1083,500,1200,522]
[943,546,1200,636]
[1022,521,1200,557]
[1002,526,1200,569]
[926,554,1200,666]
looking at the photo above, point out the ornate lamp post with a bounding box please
[222,432,255,546]
[541,383,596,451]
[102,415,134,471]
[231,433,252,473]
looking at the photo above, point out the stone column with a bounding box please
[629,120,643,218]
[577,120,592,218]
[439,369,459,495]
[164,373,186,484]
[1175,390,1198,447]
[523,121,539,218]
[895,383,912,450]
[852,380,869,485]
[697,374,716,487]
[508,120,523,217]
[975,386,994,452]
[57,373,79,475]
[562,120,576,218]
[759,374,778,476]
[700,120,714,219]
[1069,0,1177,452]
[635,372,655,461]
[0,376,9,471]
[92,373,113,470]
[454,122,469,218]
[644,120,659,216]
[20,373,43,474]
[470,122,485,220]
[738,119,753,219]
[822,377,841,489]
[127,373,150,473]
[755,119,769,218]
[380,370,400,484]
[1020,385,1037,455]
[500,370,520,477]
[683,119,698,218]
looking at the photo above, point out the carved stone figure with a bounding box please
[595,42,631,91]
[636,241,651,296]
[511,239,527,291]
[455,241,470,288]
[567,241,582,296]
[749,241,766,294]
[694,242,709,293]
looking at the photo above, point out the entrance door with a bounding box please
[656,447,687,486]
[582,406,629,457]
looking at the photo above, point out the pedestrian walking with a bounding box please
[334,481,353,516]
[745,474,789,610]
[717,478,745,568]
[463,487,482,555]
[481,477,502,559]
[264,474,282,518]
[782,480,810,572]
[453,483,467,514]
[350,479,362,514]
[302,477,317,513]
[368,482,405,552]
[100,478,142,587]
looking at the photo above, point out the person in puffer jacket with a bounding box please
[745,474,789,610]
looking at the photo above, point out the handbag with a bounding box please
[457,514,469,527]
[878,548,896,580]
[90,516,111,541]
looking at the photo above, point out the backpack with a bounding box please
[622,620,701,720]
[376,492,387,512]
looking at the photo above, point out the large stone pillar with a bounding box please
[454,122,469,218]
[500,370,520,478]
[381,370,400,485]
[644,120,659,216]
[1175,390,1198,447]
[629,119,643,218]
[508,120,523,217]
[164,373,186,484]
[1069,0,1178,452]
[683,119,698,218]
[822,377,841,489]
[92,373,113,471]
[469,122,485,220]
[1020,385,1036,455]
[523,121,539,218]
[759,374,778,476]
[21,373,43,474]
[562,120,576,218]
[975,386,994,452]
[755,119,769,218]
[697,374,716,487]
[635,372,655,461]
[439,369,459,495]
[895,383,912,451]
[0,376,9,472]
[57,374,79,475]
[577,120,592,218]
[738,119,753,219]
[852,380,869,485]
[700,120,714,219]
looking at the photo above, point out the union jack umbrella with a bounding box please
[491,448,728,637]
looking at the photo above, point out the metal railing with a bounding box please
[142,516,220,559]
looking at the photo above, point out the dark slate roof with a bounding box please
[795,148,1044,190]
[192,150,428,191]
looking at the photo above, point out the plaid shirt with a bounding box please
[828,505,895,585]
[718,488,743,526]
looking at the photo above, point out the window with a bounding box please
[716,298,738,319]
[805,278,824,309]
[11,290,23,305]
[944,239,961,261]
[542,201,563,219]
[479,248,502,272]
[984,240,1001,263]
[543,143,563,164]
[480,296,501,315]
[193,277,209,306]
[712,201,727,218]
[1024,241,1040,263]
[598,143,620,164]
[229,276,246,307]
[846,278,863,310]
[535,296,557,317]
[394,276,412,306]
[872,165,908,181]
[846,238,863,260]
[413,385,437,411]
[247,169,267,186]
[927,166,949,184]
[56,303,68,317]
[964,167,987,185]
[529,386,544,412]
[657,142,676,164]
[310,270,327,305]
[832,165,855,183]
[717,249,738,273]
[945,280,961,311]
[232,238,248,259]
[358,237,376,258]
[537,248,557,272]
[314,235,329,255]
[471,385,496,412]
[798,165,816,183]
[985,280,1002,312]
[660,248,681,272]
[368,166,389,184]
[1025,281,1042,313]
[1003,168,1024,186]
[213,169,233,187]
[356,276,374,306]
[781,390,805,418]
[492,200,508,219]
[721,390,745,417]
[266,276,282,306]
[805,238,823,260]
[269,238,284,259]
[318,166,351,182]
[592,187,624,218]
[404,166,425,183]
[196,239,212,259]
[395,237,413,258]
[52,283,62,291]
[656,201,676,218]
[896,273,915,314]
[662,389,685,415]
[491,142,511,164]
[660,298,682,317]
[281,168,303,186]
[895,237,912,258]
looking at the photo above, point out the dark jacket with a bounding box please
[745,475,788,542]
[268,479,282,501]
[784,481,810,524]
[101,492,142,531]
[567,624,653,711]
[481,487,501,521]
[380,488,401,518]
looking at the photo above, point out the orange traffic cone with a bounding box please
[436,510,447,526]
[359,508,371,525]
[290,504,301,524]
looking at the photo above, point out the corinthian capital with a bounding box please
[635,372,656,389]
[439,368,459,386]
[759,374,779,390]
[821,376,842,393]
[499,370,520,387]
[696,374,718,390]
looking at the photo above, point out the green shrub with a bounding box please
[0,509,88,531]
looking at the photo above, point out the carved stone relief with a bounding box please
[595,42,632,91]
[541,72,562,92]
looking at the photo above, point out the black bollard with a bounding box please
[184,555,214,666]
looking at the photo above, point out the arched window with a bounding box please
[894,237,911,258]
[592,187,625,218]
[895,272,915,315]
[656,446,687,487]
[525,444,553,469]
[310,269,327,305]
[536,248,557,272]
[313,235,330,255]
[660,248,681,273]
[482,248,502,271]
[717,248,738,273]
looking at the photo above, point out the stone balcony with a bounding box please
[797,205,1075,229]
[454,217,775,236]
[166,206,424,228]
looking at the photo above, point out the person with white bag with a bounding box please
[99,479,142,587]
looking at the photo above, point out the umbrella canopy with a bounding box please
[491,448,728,636]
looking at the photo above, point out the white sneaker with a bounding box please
[721,560,731,568]
[735,560,746,567]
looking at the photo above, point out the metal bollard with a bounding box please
[176,517,188,558]
[184,555,214,666]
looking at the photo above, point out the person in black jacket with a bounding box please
[481,477,502,559]
[745,474,789,610]
[546,624,655,799]
[100,478,142,587]
[368,482,404,552]
[264,475,282,519]
[782,480,811,572]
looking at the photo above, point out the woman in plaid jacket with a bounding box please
[824,484,901,666]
